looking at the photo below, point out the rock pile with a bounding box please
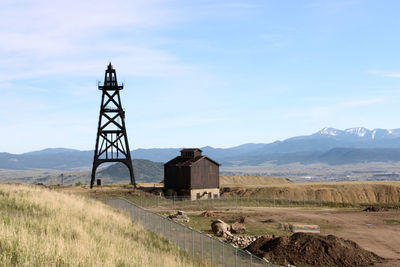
[224,235,261,248]
[211,219,246,237]
[211,219,231,237]
[363,206,387,212]
[245,232,385,267]
[201,211,217,217]
[167,211,189,222]
[231,222,246,234]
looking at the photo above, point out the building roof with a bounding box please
[165,155,220,167]
[180,148,203,153]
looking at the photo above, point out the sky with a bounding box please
[1,0,400,154]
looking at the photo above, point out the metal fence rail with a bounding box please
[121,194,400,211]
[107,197,273,267]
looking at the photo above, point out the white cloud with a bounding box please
[340,98,384,107]
[368,70,400,78]
[282,97,385,120]
[0,0,193,82]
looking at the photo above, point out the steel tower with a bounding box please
[90,63,135,188]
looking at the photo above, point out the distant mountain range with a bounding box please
[3,127,400,170]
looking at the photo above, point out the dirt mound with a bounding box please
[261,218,277,223]
[231,222,246,234]
[168,211,189,222]
[363,206,387,212]
[201,211,217,217]
[245,233,384,267]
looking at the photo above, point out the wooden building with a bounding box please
[164,148,220,200]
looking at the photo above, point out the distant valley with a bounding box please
[2,127,400,184]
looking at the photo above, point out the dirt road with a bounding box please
[230,206,400,265]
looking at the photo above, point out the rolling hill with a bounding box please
[99,159,164,182]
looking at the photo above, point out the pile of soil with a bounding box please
[261,218,277,223]
[245,233,384,267]
[201,211,217,217]
[363,206,387,212]
[168,211,189,222]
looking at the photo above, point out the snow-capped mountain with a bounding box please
[315,127,400,139]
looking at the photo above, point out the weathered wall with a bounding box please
[190,158,219,189]
[164,165,191,189]
[190,188,220,200]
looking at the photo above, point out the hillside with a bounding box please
[220,175,293,187]
[221,180,400,204]
[0,183,198,266]
[99,159,164,182]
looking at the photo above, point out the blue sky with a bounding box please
[1,0,400,153]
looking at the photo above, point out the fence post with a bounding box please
[201,234,203,260]
[192,230,194,257]
[162,216,165,237]
[222,242,224,266]
[235,247,237,267]
[211,237,213,265]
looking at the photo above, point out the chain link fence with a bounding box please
[121,193,399,211]
[108,197,274,267]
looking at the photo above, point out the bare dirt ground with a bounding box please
[223,206,400,266]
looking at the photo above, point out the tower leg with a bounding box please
[128,164,136,188]
[90,164,97,188]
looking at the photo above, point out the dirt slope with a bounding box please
[221,180,400,204]
[220,175,292,187]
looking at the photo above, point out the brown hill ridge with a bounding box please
[221,177,400,204]
[220,175,293,187]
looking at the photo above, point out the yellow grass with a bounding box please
[0,183,199,266]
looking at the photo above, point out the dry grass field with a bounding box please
[0,183,200,266]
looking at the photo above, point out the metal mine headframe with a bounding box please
[90,63,136,188]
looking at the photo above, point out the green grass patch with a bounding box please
[181,213,289,237]
[384,219,400,224]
